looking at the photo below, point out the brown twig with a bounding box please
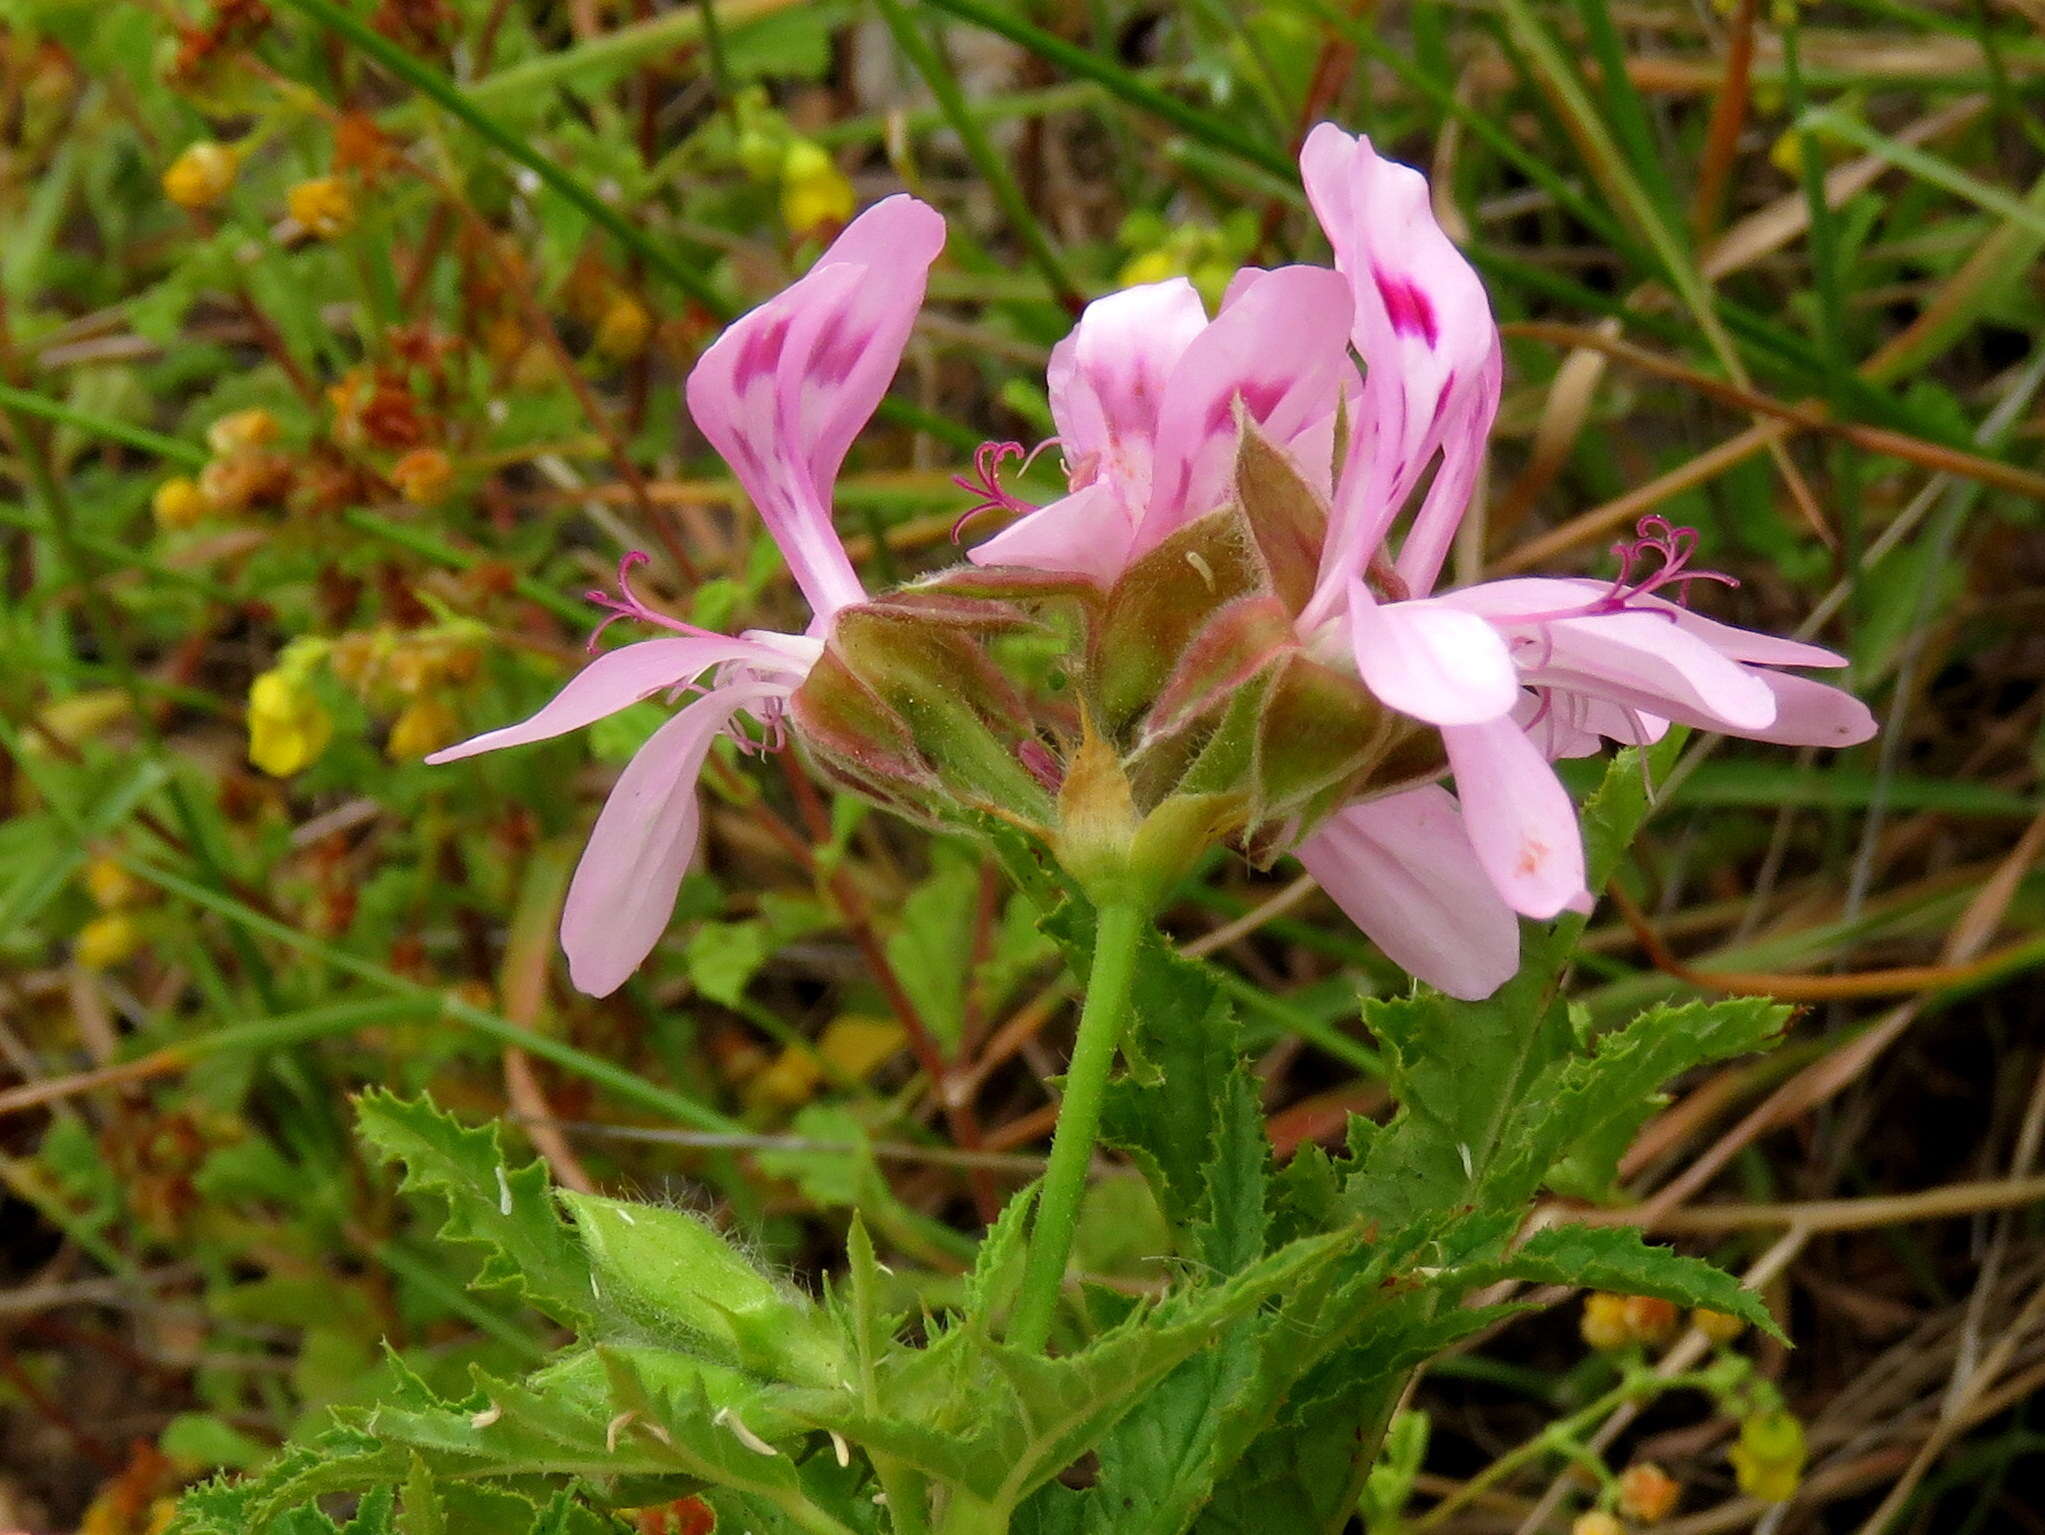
[1689,0,1758,240]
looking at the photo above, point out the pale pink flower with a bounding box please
[429,196,945,995]
[958,125,1873,999]
[1291,126,1873,987]
[963,267,1354,582]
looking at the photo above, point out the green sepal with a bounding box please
[560,1192,847,1390]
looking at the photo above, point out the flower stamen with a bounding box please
[585,550,711,651]
[1601,515,1739,610]
[950,439,1058,541]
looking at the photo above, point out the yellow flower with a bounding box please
[1730,1410,1807,1504]
[163,141,238,209]
[387,695,460,761]
[288,175,355,239]
[389,447,454,506]
[84,856,144,911]
[152,476,208,530]
[594,293,652,362]
[247,668,334,777]
[779,140,854,237]
[1571,1514,1626,1535]
[1691,1307,1746,1343]
[1580,1292,1633,1351]
[206,407,280,456]
[76,911,142,970]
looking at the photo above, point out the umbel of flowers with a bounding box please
[432,124,1872,1004]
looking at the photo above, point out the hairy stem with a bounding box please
[1008,901,1145,1353]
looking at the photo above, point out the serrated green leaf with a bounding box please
[166,1427,410,1535]
[783,1228,1353,1518]
[1461,1225,1783,1341]
[1196,1301,1522,1535]
[396,1458,444,1535]
[965,1182,1037,1328]
[344,1488,398,1535]
[439,1485,551,1535]
[1086,919,1266,1252]
[356,1091,599,1331]
[1341,741,1693,1235]
[1486,996,1791,1208]
[886,850,983,1049]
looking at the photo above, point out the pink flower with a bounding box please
[429,196,945,995]
[1288,127,1873,989]
[956,124,1873,1000]
[964,267,1354,583]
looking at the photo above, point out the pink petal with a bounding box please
[425,636,774,764]
[1630,591,1851,669]
[1347,581,1520,726]
[965,480,1131,585]
[1297,786,1520,999]
[1048,278,1210,512]
[1300,123,1501,613]
[686,195,944,621]
[1137,264,1355,552]
[1520,610,1778,733]
[1442,716,1588,919]
[1515,691,1669,759]
[1513,693,1602,760]
[1422,577,1599,622]
[1738,672,1878,746]
[558,684,769,996]
[1448,579,1851,670]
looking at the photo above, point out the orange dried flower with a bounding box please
[390,447,454,506]
[333,112,399,180]
[206,406,280,455]
[1616,1463,1679,1522]
[198,451,293,514]
[1621,1296,1680,1346]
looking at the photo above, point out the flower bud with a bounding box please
[792,594,1053,837]
[1730,1410,1806,1504]
[163,142,238,208]
[76,912,143,970]
[151,476,208,530]
[389,447,454,506]
[779,139,854,237]
[562,1193,846,1390]
[1571,1515,1626,1535]
[288,175,355,239]
[1616,1463,1679,1522]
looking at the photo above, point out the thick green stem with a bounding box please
[1008,901,1146,1353]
